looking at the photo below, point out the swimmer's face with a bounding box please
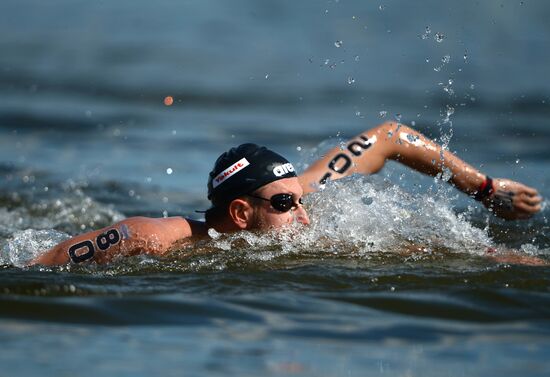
[248,177,309,229]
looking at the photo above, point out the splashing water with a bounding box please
[1,229,69,266]
[158,176,495,273]
[301,177,492,253]
[433,54,451,72]
[437,104,455,151]
[434,32,445,43]
[0,193,124,267]
[1,170,542,272]
[442,79,454,96]
[3,175,546,274]
[421,26,431,40]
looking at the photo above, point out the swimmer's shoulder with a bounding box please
[31,216,208,266]
[125,216,208,240]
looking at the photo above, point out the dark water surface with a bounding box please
[1,1,549,376]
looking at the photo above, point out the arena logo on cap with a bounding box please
[273,163,295,177]
[213,158,250,188]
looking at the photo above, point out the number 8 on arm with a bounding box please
[30,216,192,266]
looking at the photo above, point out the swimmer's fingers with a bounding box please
[511,185,542,217]
[514,195,542,215]
[519,185,539,197]
[518,192,542,207]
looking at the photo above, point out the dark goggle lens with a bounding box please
[270,194,302,212]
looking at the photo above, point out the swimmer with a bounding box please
[31,123,542,266]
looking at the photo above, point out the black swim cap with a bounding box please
[207,143,297,207]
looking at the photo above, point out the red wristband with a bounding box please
[474,176,494,201]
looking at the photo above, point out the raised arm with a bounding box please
[299,122,542,220]
[30,216,192,266]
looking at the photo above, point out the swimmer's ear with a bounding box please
[228,198,254,229]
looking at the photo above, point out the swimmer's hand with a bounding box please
[482,178,542,220]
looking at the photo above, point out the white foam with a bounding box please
[0,195,124,267]
[201,176,493,264]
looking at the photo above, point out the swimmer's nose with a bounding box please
[294,205,310,225]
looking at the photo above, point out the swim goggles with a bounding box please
[246,193,303,212]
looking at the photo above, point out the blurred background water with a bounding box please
[0,1,549,376]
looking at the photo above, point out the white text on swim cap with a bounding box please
[212,158,250,188]
[273,163,295,177]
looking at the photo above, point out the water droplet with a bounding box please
[463,53,468,61]
[334,40,343,48]
[434,32,445,43]
[379,5,385,11]
[265,74,269,79]
[355,111,361,117]
[441,55,451,64]
[347,77,355,85]
[162,210,168,218]
[515,159,520,164]
[208,228,221,239]
[362,196,374,205]
[390,286,395,292]
[354,55,360,61]
[379,110,387,118]
[470,84,475,90]
[296,146,302,151]
[425,57,430,63]
[411,120,416,126]
[395,113,402,121]
[421,26,431,39]
[166,168,173,175]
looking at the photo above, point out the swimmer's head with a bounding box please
[207,143,297,207]
[206,143,309,230]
